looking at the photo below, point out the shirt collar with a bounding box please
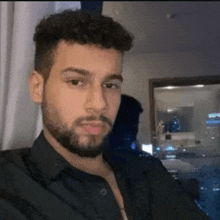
[28,131,119,185]
[28,131,144,186]
[29,131,70,185]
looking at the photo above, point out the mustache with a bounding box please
[75,115,113,127]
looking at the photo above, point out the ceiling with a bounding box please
[103,2,220,54]
[155,84,220,92]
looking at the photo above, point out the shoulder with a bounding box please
[129,151,168,175]
[0,148,31,174]
[124,152,210,219]
[0,147,31,160]
[109,149,166,176]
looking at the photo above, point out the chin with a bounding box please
[78,135,104,147]
[57,133,108,158]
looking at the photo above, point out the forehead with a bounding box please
[51,41,123,78]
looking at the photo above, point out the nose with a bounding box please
[84,85,108,114]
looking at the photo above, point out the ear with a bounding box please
[28,71,44,104]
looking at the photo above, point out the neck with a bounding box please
[43,129,112,176]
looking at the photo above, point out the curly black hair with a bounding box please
[33,9,134,80]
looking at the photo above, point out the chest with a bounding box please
[104,173,128,220]
[7,164,153,220]
[100,169,152,220]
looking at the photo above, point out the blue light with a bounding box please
[166,146,174,151]
[131,142,136,150]
[208,113,220,118]
[165,155,176,159]
[206,120,220,124]
[156,147,161,151]
[213,188,220,191]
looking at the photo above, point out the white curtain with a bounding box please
[0,1,81,150]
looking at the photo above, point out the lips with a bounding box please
[80,122,105,135]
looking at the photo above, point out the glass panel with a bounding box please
[154,84,220,220]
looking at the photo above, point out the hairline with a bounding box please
[38,40,124,83]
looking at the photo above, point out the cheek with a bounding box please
[106,93,121,118]
[45,86,86,120]
[58,91,86,114]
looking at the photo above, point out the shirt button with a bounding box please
[100,188,107,196]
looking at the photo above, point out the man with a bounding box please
[0,9,210,220]
[107,94,143,153]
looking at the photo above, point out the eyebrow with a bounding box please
[61,67,123,82]
[61,67,90,76]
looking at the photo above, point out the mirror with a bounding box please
[149,76,220,219]
[149,75,220,154]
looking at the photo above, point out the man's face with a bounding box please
[41,41,123,158]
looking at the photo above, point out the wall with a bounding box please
[122,50,220,146]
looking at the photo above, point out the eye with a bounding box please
[70,80,84,86]
[104,82,121,89]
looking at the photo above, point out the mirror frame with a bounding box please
[149,75,220,152]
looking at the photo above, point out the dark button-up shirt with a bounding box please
[0,132,210,220]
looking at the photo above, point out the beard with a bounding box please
[41,102,113,158]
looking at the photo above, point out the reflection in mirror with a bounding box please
[157,106,193,132]
[154,84,220,156]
